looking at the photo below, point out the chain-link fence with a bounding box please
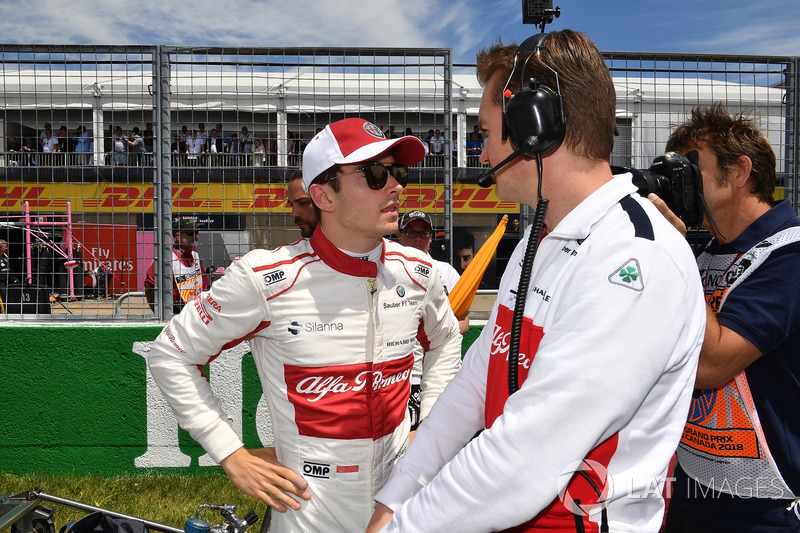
[1,44,796,320]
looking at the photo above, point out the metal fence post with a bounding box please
[155,46,173,321]
[786,57,799,215]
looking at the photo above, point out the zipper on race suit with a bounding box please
[366,277,377,499]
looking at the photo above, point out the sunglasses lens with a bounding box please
[365,164,388,190]
[391,166,408,188]
[359,164,409,190]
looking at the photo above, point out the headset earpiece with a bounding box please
[501,32,566,156]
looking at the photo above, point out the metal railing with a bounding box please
[0,44,795,321]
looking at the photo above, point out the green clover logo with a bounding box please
[619,266,638,283]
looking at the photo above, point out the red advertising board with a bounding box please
[71,223,139,295]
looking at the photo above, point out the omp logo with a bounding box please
[288,321,302,335]
[303,461,331,479]
[263,269,285,286]
[414,264,429,277]
[557,459,614,518]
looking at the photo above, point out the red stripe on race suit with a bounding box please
[284,354,414,440]
[496,435,618,533]
[485,305,543,428]
[485,304,618,532]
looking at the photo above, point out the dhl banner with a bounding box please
[1,182,519,214]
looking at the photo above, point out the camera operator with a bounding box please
[650,104,800,532]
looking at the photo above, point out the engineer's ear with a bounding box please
[308,184,335,214]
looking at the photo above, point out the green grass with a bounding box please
[0,472,269,532]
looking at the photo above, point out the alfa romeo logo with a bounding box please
[363,122,385,138]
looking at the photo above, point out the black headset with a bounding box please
[501,32,566,157]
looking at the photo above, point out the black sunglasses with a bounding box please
[335,163,409,190]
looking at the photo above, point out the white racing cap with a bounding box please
[301,118,426,192]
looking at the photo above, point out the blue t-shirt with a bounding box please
[673,200,800,531]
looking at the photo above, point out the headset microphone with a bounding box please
[475,140,537,188]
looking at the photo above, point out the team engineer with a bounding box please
[653,105,800,532]
[367,29,706,533]
[147,118,463,533]
[396,210,469,431]
[286,169,318,237]
[144,218,208,314]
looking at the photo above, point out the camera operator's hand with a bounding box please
[220,446,311,513]
[648,193,687,237]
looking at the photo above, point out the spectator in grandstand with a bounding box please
[240,127,254,154]
[7,136,21,152]
[296,136,306,158]
[396,210,469,433]
[422,128,435,166]
[197,122,208,143]
[418,133,430,165]
[110,126,127,166]
[103,125,113,164]
[285,169,318,238]
[40,127,59,166]
[451,131,459,166]
[74,126,92,165]
[287,131,298,165]
[215,123,229,143]
[144,218,208,314]
[652,105,800,532]
[7,136,22,166]
[185,129,204,166]
[207,128,224,166]
[368,29,706,533]
[466,131,483,166]
[57,125,70,164]
[385,125,398,139]
[21,136,37,166]
[251,138,265,167]
[142,122,154,155]
[429,129,445,158]
[127,128,146,166]
[39,123,52,144]
[226,132,241,166]
[471,123,484,143]
[146,117,461,533]
[178,125,190,145]
[266,133,278,166]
